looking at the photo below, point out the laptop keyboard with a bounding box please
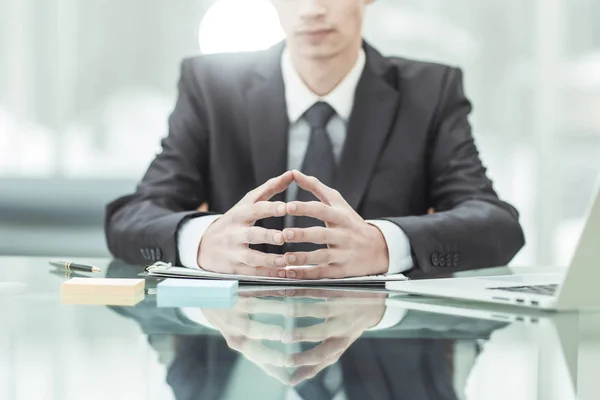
[489,284,559,296]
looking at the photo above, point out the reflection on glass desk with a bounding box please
[1,256,600,400]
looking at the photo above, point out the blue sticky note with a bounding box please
[157,278,238,298]
[156,279,238,308]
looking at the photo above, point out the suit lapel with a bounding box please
[246,42,289,233]
[336,42,402,212]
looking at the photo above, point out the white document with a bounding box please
[145,263,408,286]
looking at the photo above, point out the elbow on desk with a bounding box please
[497,211,526,266]
[103,194,139,263]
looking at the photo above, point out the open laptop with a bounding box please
[387,182,600,311]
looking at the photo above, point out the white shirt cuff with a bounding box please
[177,215,222,269]
[366,220,414,275]
[180,308,216,330]
[367,299,408,330]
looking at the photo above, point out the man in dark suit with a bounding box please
[105,0,525,279]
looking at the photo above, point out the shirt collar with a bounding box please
[281,47,366,123]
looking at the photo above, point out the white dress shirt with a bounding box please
[178,48,414,276]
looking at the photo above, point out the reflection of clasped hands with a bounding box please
[198,170,389,279]
[202,289,386,386]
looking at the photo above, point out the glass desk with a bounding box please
[1,256,598,400]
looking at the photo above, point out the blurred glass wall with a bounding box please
[1,0,599,264]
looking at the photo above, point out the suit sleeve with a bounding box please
[105,58,213,266]
[386,67,525,276]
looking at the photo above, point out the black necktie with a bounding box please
[291,102,337,253]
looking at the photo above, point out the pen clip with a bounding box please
[145,261,172,272]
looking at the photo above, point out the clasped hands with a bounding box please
[202,289,386,386]
[198,170,389,279]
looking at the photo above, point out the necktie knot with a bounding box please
[304,101,336,130]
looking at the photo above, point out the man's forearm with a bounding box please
[105,196,209,266]
[387,199,525,276]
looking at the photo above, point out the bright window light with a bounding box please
[199,0,285,54]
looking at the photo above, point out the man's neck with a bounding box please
[289,43,362,97]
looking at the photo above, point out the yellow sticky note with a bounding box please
[61,278,145,296]
[61,292,145,306]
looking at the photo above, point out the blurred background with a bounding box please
[1,0,599,266]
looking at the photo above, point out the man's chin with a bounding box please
[297,44,342,61]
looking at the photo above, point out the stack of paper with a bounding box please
[146,263,408,286]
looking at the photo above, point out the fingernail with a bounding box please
[287,270,297,278]
[278,270,286,278]
[285,230,294,240]
[277,204,286,214]
[275,257,285,267]
[287,254,297,263]
[273,232,283,244]
[288,203,297,213]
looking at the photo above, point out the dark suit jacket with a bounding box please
[105,41,525,276]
